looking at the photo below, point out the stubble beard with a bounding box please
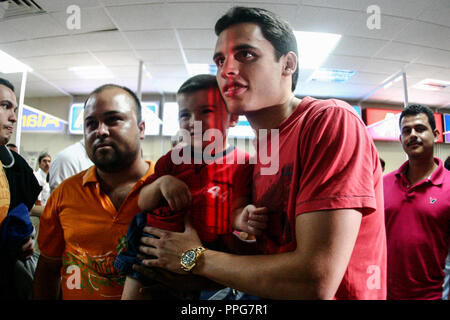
[92,144,139,173]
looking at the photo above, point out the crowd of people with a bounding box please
[0,6,448,301]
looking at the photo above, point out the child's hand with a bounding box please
[18,237,34,261]
[237,204,269,236]
[158,175,192,211]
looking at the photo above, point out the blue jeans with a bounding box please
[115,212,201,299]
[200,288,260,300]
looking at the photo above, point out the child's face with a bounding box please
[177,88,236,149]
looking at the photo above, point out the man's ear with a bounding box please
[138,120,146,140]
[282,51,298,76]
[229,114,239,128]
[433,129,439,143]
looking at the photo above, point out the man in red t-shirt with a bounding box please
[136,7,387,300]
[384,104,450,300]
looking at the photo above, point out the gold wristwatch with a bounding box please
[180,247,206,272]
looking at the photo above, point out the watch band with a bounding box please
[181,246,206,272]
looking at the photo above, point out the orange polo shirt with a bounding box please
[38,161,154,300]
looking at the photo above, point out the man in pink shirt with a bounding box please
[384,104,450,300]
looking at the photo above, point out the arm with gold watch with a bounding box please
[133,243,223,293]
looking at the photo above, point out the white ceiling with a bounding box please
[0,0,449,109]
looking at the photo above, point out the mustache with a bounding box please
[93,139,116,151]
[406,139,422,147]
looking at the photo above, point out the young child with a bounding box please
[115,74,268,299]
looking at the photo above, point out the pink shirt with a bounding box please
[384,158,450,300]
[253,96,387,300]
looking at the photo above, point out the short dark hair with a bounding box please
[177,74,220,95]
[0,78,15,92]
[399,104,435,131]
[38,152,51,163]
[445,156,450,171]
[85,84,142,123]
[215,6,299,92]
[379,158,385,170]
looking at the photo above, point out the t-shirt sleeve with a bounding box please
[296,103,378,216]
[37,188,65,258]
[143,152,171,185]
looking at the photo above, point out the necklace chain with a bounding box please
[2,146,15,169]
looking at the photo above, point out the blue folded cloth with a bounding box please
[0,203,34,253]
[0,203,34,298]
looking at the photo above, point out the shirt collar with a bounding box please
[82,165,97,186]
[82,161,153,187]
[395,157,444,186]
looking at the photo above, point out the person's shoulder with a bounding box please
[296,97,363,135]
[383,169,399,184]
[11,148,27,163]
[54,142,80,160]
[301,96,351,108]
[10,149,33,172]
[300,96,356,117]
[56,168,89,190]
[154,149,174,168]
[441,165,450,186]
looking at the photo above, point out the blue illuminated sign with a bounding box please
[443,113,450,143]
[22,105,67,133]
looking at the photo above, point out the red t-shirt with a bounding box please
[384,158,450,300]
[252,96,387,300]
[145,146,252,243]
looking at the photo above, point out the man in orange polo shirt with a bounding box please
[33,84,155,300]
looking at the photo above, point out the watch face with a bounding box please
[181,250,196,265]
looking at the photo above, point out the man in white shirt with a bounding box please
[34,153,51,206]
[31,153,51,253]
[48,139,93,193]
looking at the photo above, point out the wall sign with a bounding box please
[22,105,67,133]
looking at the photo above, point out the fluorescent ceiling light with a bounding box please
[310,68,355,82]
[187,64,217,76]
[69,65,114,79]
[0,50,32,73]
[294,31,341,69]
[413,78,450,91]
[142,64,152,79]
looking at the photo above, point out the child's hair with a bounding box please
[177,74,220,95]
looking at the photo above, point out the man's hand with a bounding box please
[18,237,34,260]
[158,175,192,211]
[234,205,269,236]
[138,215,202,274]
[132,265,224,294]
